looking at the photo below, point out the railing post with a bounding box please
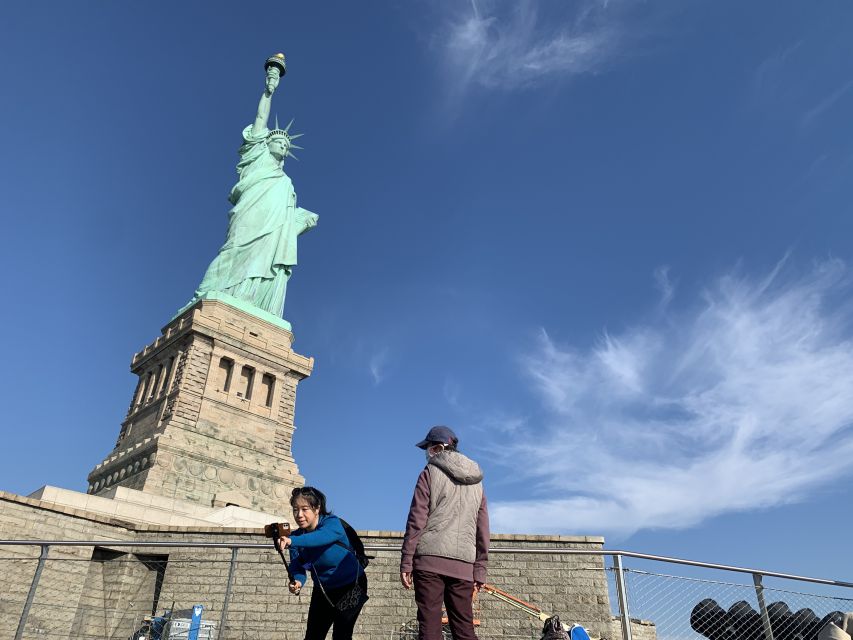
[612,554,633,640]
[219,547,239,638]
[753,573,775,640]
[15,544,49,640]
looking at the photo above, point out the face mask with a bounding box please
[426,445,446,461]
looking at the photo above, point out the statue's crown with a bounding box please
[267,116,304,160]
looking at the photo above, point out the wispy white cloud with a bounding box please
[752,41,853,131]
[753,40,802,102]
[802,78,853,127]
[474,411,529,437]
[368,348,390,385]
[443,377,462,407]
[435,0,639,93]
[490,259,853,538]
[654,265,675,307]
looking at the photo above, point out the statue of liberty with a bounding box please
[182,54,318,326]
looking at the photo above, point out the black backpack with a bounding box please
[541,616,570,640]
[335,518,373,568]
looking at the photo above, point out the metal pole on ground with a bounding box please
[220,547,239,638]
[753,573,775,640]
[612,554,633,640]
[15,543,49,640]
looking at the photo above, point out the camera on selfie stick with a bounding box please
[264,522,292,539]
[264,521,298,589]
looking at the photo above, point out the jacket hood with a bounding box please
[428,450,483,485]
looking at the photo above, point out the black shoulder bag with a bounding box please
[310,539,368,613]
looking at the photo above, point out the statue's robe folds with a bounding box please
[195,125,318,317]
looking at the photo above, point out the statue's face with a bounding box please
[268,137,288,162]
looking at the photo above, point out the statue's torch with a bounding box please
[265,53,287,79]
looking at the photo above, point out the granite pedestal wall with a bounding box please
[0,491,655,640]
[85,300,311,513]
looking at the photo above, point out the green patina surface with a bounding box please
[178,54,317,328]
[175,291,293,332]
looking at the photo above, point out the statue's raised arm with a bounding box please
[252,54,285,137]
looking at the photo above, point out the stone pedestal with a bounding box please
[86,299,312,512]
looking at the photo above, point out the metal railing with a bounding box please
[2,540,851,640]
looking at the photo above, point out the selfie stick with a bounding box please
[271,530,296,584]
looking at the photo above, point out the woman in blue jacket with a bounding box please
[276,487,367,640]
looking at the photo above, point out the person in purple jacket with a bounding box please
[400,426,490,640]
[276,487,367,640]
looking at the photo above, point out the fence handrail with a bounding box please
[1,540,851,589]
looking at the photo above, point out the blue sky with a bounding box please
[2,1,853,582]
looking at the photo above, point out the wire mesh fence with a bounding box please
[390,618,540,639]
[387,588,548,640]
[614,565,853,640]
[1,542,852,640]
[0,549,230,639]
[0,542,612,640]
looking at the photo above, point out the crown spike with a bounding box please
[266,116,304,157]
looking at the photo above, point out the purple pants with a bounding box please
[413,570,478,640]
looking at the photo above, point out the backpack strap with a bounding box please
[335,518,375,562]
[327,518,367,578]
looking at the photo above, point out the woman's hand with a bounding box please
[400,571,413,590]
[289,580,302,595]
[274,536,292,551]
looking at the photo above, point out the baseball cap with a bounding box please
[415,425,458,449]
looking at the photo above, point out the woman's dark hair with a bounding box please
[290,486,330,515]
[428,441,457,452]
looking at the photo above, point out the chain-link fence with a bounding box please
[605,558,853,640]
[2,541,852,640]
[391,618,540,639]
[0,548,224,639]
